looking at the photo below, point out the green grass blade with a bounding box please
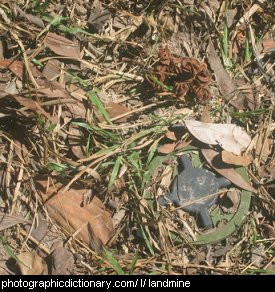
[88,90,112,124]
[47,162,68,172]
[245,37,252,62]
[108,155,122,191]
[104,248,125,275]
[140,225,155,256]
[128,151,142,178]
[129,250,139,275]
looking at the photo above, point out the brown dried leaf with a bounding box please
[0,59,42,79]
[88,0,111,33]
[235,79,256,110]
[221,150,252,167]
[96,102,130,123]
[256,134,273,162]
[15,5,44,28]
[105,102,130,122]
[44,33,80,59]
[165,131,177,141]
[13,95,57,123]
[202,148,256,193]
[157,143,175,154]
[17,251,46,275]
[42,59,61,81]
[207,40,245,109]
[262,39,275,53]
[200,105,212,123]
[37,86,70,99]
[67,123,86,160]
[36,180,114,247]
[51,243,74,275]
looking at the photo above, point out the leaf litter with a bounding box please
[0,0,273,275]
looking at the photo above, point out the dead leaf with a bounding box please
[67,123,87,160]
[257,159,275,179]
[0,212,31,231]
[220,189,240,214]
[202,148,257,193]
[30,213,48,242]
[255,134,273,163]
[42,59,61,81]
[66,84,87,101]
[235,79,256,110]
[88,0,111,33]
[200,105,212,123]
[221,150,252,167]
[251,244,266,268]
[44,33,80,59]
[36,180,114,248]
[185,120,251,155]
[157,143,175,154]
[165,131,177,141]
[262,39,275,53]
[0,59,42,79]
[96,102,130,123]
[51,243,74,275]
[13,95,57,123]
[17,251,46,275]
[15,5,44,28]
[207,40,245,109]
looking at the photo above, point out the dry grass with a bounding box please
[0,0,274,275]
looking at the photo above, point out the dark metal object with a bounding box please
[159,155,231,229]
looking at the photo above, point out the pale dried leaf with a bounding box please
[30,213,48,242]
[51,244,74,275]
[221,150,252,167]
[186,120,251,155]
[256,135,273,162]
[17,251,46,275]
[220,189,240,214]
[0,212,31,231]
[202,148,256,193]
[251,244,266,268]
[112,209,126,228]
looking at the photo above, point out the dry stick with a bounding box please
[170,189,228,212]
[241,242,275,273]
[20,228,51,255]
[9,30,39,89]
[10,166,24,215]
[63,146,121,192]
[258,109,273,164]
